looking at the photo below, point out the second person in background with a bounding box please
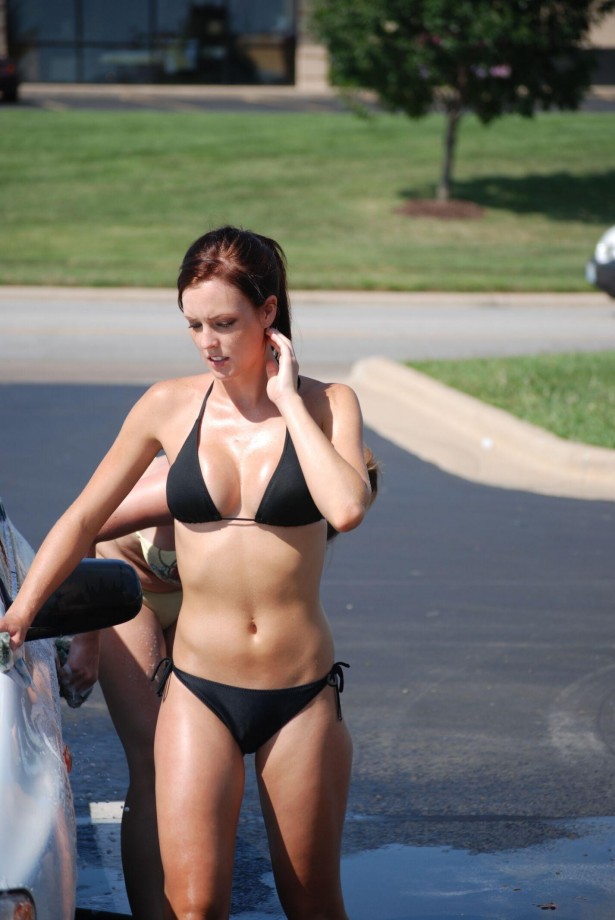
[67,455,177,920]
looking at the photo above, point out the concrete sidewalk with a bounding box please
[19,81,615,113]
[350,357,615,502]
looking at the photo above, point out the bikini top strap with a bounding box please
[199,382,215,419]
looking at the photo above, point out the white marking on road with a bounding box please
[547,666,615,760]
[90,800,124,823]
[76,802,130,913]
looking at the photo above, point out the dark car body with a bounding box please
[0,57,19,102]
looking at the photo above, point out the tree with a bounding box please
[311,0,615,201]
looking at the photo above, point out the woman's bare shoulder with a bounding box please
[123,375,214,450]
[299,376,361,411]
[140,373,214,411]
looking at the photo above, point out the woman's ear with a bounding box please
[261,296,278,329]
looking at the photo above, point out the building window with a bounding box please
[9,0,297,85]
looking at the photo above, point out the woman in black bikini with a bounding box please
[0,226,373,919]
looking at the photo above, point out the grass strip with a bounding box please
[407,351,615,449]
[1,108,613,290]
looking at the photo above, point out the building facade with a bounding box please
[589,11,615,86]
[4,1,615,90]
[6,0,299,85]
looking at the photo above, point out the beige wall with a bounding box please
[589,11,615,47]
[295,43,329,90]
[295,0,329,90]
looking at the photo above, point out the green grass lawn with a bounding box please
[408,351,615,449]
[1,107,613,290]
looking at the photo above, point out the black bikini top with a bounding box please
[166,383,323,527]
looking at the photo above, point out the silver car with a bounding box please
[0,499,141,920]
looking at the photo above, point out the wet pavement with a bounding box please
[70,808,615,918]
[239,817,615,919]
[73,812,615,918]
[346,818,615,920]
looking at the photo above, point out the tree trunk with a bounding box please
[437,105,462,201]
[0,0,8,58]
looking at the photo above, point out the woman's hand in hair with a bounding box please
[265,328,299,406]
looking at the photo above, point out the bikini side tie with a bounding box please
[327,661,350,721]
[152,656,174,697]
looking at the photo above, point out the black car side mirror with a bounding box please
[24,558,143,641]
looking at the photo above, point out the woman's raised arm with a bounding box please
[266,329,371,533]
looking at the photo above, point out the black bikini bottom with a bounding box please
[153,658,349,755]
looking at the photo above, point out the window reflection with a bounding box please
[9,0,297,85]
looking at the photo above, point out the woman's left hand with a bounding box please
[265,328,299,406]
[65,631,101,693]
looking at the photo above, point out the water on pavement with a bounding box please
[77,813,615,919]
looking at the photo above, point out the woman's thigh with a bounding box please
[256,685,352,919]
[98,603,166,761]
[155,675,246,915]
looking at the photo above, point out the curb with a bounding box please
[20,82,339,99]
[0,286,607,307]
[348,357,615,501]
